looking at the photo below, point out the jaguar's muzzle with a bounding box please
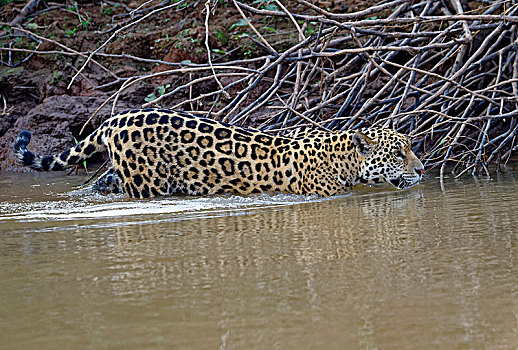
[389,174,421,189]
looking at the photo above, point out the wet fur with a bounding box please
[14,108,424,198]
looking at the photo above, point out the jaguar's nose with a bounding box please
[415,167,424,177]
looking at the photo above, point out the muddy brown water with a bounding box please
[0,167,517,349]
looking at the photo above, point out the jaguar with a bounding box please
[14,108,424,198]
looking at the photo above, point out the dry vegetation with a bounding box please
[1,0,518,178]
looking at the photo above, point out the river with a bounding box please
[0,166,517,349]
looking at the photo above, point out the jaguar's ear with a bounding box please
[352,132,376,156]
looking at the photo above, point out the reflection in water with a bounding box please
[0,169,517,349]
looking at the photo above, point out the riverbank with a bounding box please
[1,0,517,174]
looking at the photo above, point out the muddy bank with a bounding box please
[2,1,517,173]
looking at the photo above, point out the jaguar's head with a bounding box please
[352,128,424,189]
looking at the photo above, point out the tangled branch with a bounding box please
[2,0,517,178]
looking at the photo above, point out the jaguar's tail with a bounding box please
[14,129,107,171]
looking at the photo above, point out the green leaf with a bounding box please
[262,26,276,32]
[264,4,279,11]
[305,25,315,35]
[81,19,90,29]
[157,84,170,96]
[230,18,250,30]
[144,93,157,103]
[64,27,78,37]
[102,7,114,15]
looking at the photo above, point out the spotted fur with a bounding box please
[14,108,424,198]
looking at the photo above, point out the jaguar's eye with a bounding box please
[394,150,405,159]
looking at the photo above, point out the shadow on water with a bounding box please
[0,166,517,349]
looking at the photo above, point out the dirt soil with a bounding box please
[0,0,372,171]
